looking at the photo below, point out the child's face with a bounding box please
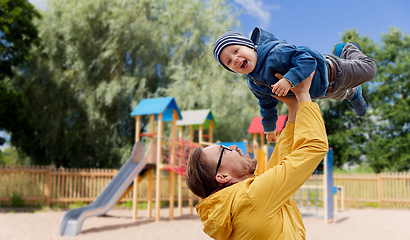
[220,45,257,74]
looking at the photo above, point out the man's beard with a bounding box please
[241,157,258,176]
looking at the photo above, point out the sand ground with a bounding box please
[0,207,409,240]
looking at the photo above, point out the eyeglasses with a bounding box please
[215,146,233,176]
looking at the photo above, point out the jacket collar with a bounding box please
[210,182,237,195]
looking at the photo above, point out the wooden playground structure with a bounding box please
[121,97,276,221]
[118,96,336,223]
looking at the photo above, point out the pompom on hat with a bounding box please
[213,30,256,72]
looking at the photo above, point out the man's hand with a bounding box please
[291,70,315,102]
[272,95,298,109]
[266,131,277,143]
[271,78,291,96]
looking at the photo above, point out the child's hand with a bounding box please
[271,78,291,96]
[266,132,277,143]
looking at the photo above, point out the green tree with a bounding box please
[9,0,248,168]
[0,0,41,148]
[0,0,41,79]
[163,4,260,143]
[321,99,367,168]
[363,27,410,172]
[0,147,30,165]
[312,29,376,168]
[326,28,410,172]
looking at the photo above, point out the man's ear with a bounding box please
[215,173,231,184]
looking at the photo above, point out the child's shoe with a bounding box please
[332,42,362,58]
[349,85,367,116]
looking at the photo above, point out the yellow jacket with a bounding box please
[196,102,328,240]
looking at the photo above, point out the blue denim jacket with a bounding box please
[245,27,329,132]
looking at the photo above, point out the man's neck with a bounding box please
[230,174,253,183]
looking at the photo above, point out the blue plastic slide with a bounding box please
[59,141,156,236]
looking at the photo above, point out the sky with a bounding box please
[231,0,410,54]
[0,132,10,151]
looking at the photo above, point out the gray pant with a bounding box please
[322,43,377,100]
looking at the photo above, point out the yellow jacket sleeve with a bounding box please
[249,101,328,216]
[266,121,295,169]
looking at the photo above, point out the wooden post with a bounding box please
[189,125,194,143]
[135,115,141,142]
[378,173,383,207]
[147,169,153,218]
[178,126,184,216]
[253,133,258,151]
[169,110,177,220]
[178,126,184,139]
[147,114,155,218]
[188,125,194,214]
[260,133,267,171]
[252,134,259,173]
[155,113,163,222]
[209,122,214,143]
[132,175,139,220]
[259,132,265,146]
[264,145,269,167]
[45,166,52,208]
[199,125,203,144]
[178,174,183,216]
[133,115,141,219]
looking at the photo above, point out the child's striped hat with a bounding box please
[213,30,256,72]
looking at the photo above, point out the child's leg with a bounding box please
[324,43,376,101]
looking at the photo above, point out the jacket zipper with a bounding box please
[252,77,273,90]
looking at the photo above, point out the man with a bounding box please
[185,72,329,240]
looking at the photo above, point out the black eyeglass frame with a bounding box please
[215,146,232,176]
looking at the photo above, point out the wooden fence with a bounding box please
[334,172,410,208]
[0,165,193,207]
[1,165,409,208]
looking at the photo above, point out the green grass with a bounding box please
[68,201,87,209]
[10,193,25,207]
[33,207,50,213]
[116,201,156,209]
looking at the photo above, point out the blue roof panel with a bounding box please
[130,97,182,121]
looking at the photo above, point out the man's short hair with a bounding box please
[185,147,220,199]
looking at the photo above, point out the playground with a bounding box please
[4,1,410,239]
[1,96,410,239]
[1,207,410,240]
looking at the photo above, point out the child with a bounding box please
[213,27,377,143]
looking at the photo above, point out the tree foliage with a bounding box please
[363,27,410,172]
[318,29,377,169]
[163,10,260,142]
[322,28,410,172]
[9,0,253,168]
[0,0,41,148]
[0,0,41,79]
